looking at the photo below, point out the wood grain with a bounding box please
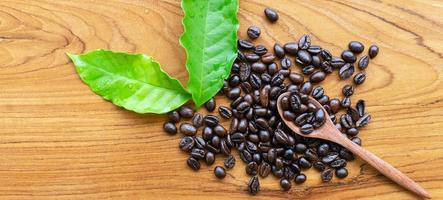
[0,0,442,199]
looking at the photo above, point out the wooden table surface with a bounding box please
[0,0,442,199]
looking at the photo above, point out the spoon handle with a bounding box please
[331,133,430,199]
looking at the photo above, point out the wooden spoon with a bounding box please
[277,92,430,199]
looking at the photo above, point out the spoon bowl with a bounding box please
[277,92,430,199]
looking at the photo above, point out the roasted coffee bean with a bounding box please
[224,155,236,169]
[321,49,332,61]
[251,62,266,73]
[260,85,271,107]
[352,137,362,146]
[304,148,319,161]
[354,72,366,85]
[239,62,251,81]
[241,149,253,163]
[268,62,278,75]
[342,84,354,97]
[289,94,302,112]
[314,108,326,124]
[368,44,379,58]
[329,98,341,113]
[340,149,355,161]
[256,118,269,129]
[261,73,272,83]
[301,124,314,134]
[295,174,307,184]
[280,179,291,191]
[321,61,333,74]
[272,166,284,178]
[237,101,251,113]
[336,167,348,178]
[317,95,330,106]
[289,73,304,85]
[331,159,347,168]
[347,108,360,122]
[295,143,307,153]
[179,106,194,118]
[204,99,216,113]
[180,123,197,136]
[312,55,321,67]
[247,26,261,39]
[214,125,227,137]
[356,100,366,117]
[341,97,351,108]
[254,108,268,117]
[205,151,215,165]
[321,169,333,182]
[274,43,285,58]
[356,114,371,128]
[308,103,317,112]
[261,52,275,64]
[253,153,262,164]
[179,136,195,152]
[336,123,343,132]
[232,62,241,72]
[244,94,254,104]
[310,71,326,83]
[238,39,254,49]
[264,7,279,22]
[287,84,299,93]
[231,132,245,143]
[308,45,322,54]
[269,86,282,99]
[222,81,230,94]
[191,148,205,160]
[247,175,260,195]
[245,53,260,62]
[211,136,221,148]
[246,162,259,175]
[258,162,271,178]
[163,122,177,135]
[274,129,290,145]
[206,143,220,153]
[283,167,296,180]
[341,50,356,63]
[358,55,369,70]
[218,106,232,119]
[248,121,259,133]
[348,41,364,54]
[300,82,313,94]
[227,87,241,99]
[298,34,311,50]
[341,114,354,129]
[289,163,301,174]
[238,119,248,133]
[204,115,219,127]
[191,113,203,128]
[330,57,345,69]
[220,139,230,155]
[214,166,227,179]
[283,111,296,121]
[194,136,206,149]
[187,157,200,171]
[297,50,312,65]
[339,63,355,79]
[280,57,292,69]
[229,75,240,87]
[312,86,324,99]
[241,81,252,94]
[254,45,268,55]
[322,152,339,164]
[168,111,180,123]
[298,157,312,169]
[271,73,284,86]
[313,161,326,172]
[347,127,359,137]
[283,42,298,55]
[258,130,271,142]
[302,65,315,75]
[202,127,213,141]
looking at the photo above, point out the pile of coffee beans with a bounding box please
[163,7,376,195]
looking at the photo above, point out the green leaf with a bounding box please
[180,0,239,107]
[68,49,191,114]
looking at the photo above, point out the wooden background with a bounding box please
[0,0,442,199]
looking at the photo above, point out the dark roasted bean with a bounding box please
[163,122,177,135]
[231,132,245,143]
[284,42,299,55]
[214,125,227,137]
[179,106,194,118]
[168,110,180,123]
[280,179,291,191]
[247,26,261,39]
[274,43,285,58]
[248,175,260,195]
[261,52,275,64]
[295,174,307,184]
[331,159,347,168]
[237,101,251,113]
[310,71,326,83]
[348,108,360,122]
[238,119,248,133]
[238,39,254,49]
[356,100,365,117]
[218,106,232,119]
[304,148,319,161]
[239,62,251,81]
[340,149,354,161]
[211,136,221,148]
[301,124,314,134]
[298,34,311,50]
[356,114,371,128]
[352,137,362,146]
[180,123,197,136]
[269,86,282,99]
[246,162,259,175]
[336,167,348,178]
[179,136,194,152]
[313,161,326,172]
[261,73,272,83]
[202,127,213,141]
[329,98,341,113]
[322,152,339,164]
[229,75,240,87]
[298,157,312,169]
[368,44,379,58]
[314,108,326,124]
[354,72,366,85]
[312,86,324,99]
[341,97,351,108]
[321,49,332,61]
[192,113,203,128]
[308,45,322,54]
[206,143,220,153]
[241,82,252,94]
[258,162,271,178]
[187,157,200,171]
[280,57,292,69]
[274,129,290,145]
[297,50,312,65]
[330,57,345,69]
[254,45,268,55]
[289,73,304,85]
[321,61,333,74]
[251,62,266,73]
[287,84,299,93]
[341,114,354,129]
[214,166,226,179]
[348,41,364,54]
[227,87,241,99]
[358,55,369,70]
[205,151,215,165]
[341,50,356,63]
[321,169,333,182]
[204,115,219,127]
[245,53,260,62]
[312,55,321,67]
[339,63,355,79]
[342,84,354,97]
[194,136,206,149]
[295,143,307,153]
[268,62,278,75]
[317,143,330,156]
[283,111,296,121]
[271,73,284,86]
[191,148,205,160]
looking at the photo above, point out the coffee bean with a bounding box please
[342,84,354,97]
[268,62,278,75]
[317,95,330,106]
[280,57,292,69]
[308,45,322,54]
[239,62,251,81]
[214,166,226,179]
[224,155,236,169]
[237,101,251,113]
[206,143,220,154]
[214,125,227,137]
[354,72,366,85]
[340,114,354,129]
[321,49,332,61]
[205,151,215,165]
[163,122,177,135]
[187,157,200,171]
[247,175,260,195]
[280,178,291,191]
[274,43,285,58]
[202,127,213,141]
[341,50,356,63]
[238,39,254,49]
[254,45,268,55]
[261,73,272,83]
[251,62,266,73]
[304,148,319,161]
[283,111,296,121]
[310,71,326,83]
[341,97,351,108]
[227,87,241,100]
[257,162,271,178]
[322,152,339,164]
[321,169,333,182]
[274,129,290,145]
[348,107,360,122]
[246,162,259,175]
[301,124,314,134]
[358,55,369,70]
[356,100,365,117]
[312,55,321,67]
[348,41,364,54]
[330,57,345,69]
[272,166,284,178]
[231,132,245,143]
[271,73,284,86]
[368,44,379,58]
[180,123,197,136]
[313,161,326,172]
[283,42,298,55]
[300,81,313,94]
[168,110,180,123]
[218,106,232,119]
[191,148,205,160]
[192,113,203,128]
[289,73,304,85]
[329,98,341,113]
[245,53,260,62]
[295,174,306,184]
[179,106,194,118]
[331,159,347,168]
[241,82,252,94]
[356,114,371,128]
[298,157,312,169]
[229,75,240,87]
[314,108,326,124]
[179,136,194,152]
[352,137,362,146]
[336,167,348,178]
[297,50,312,65]
[339,63,355,79]
[321,61,333,74]
[262,53,276,64]
[298,34,311,50]
[211,135,221,148]
[247,26,261,39]
[194,136,206,149]
[264,7,279,22]
[220,139,231,155]
[238,119,248,133]
[339,149,354,161]
[311,86,324,99]
[204,115,219,127]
